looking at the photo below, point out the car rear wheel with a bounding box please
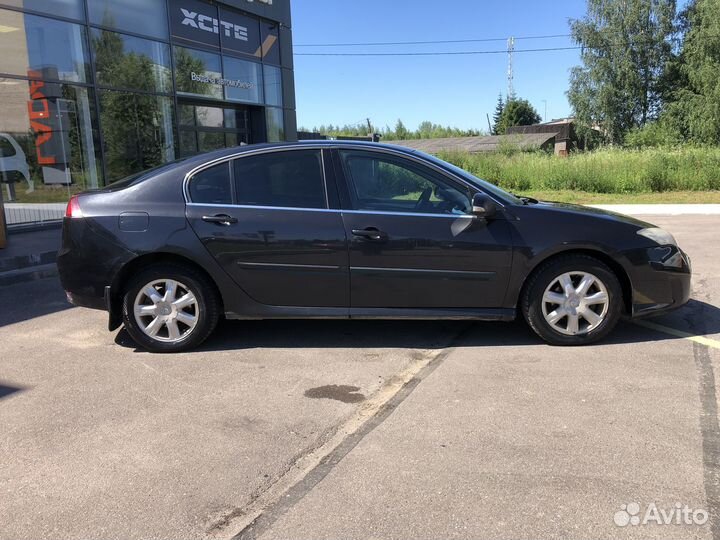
[522,254,623,345]
[121,264,220,353]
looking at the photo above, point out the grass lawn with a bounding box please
[521,190,720,204]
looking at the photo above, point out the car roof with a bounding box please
[178,140,421,169]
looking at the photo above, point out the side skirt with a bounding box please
[225,307,515,322]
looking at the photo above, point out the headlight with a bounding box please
[637,227,677,246]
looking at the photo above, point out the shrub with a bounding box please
[436,147,720,194]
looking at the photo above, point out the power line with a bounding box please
[294,34,571,47]
[295,46,581,57]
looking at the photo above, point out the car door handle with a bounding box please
[352,228,388,242]
[202,214,238,225]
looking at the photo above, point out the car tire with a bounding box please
[121,263,220,353]
[521,254,623,346]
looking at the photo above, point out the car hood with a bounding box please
[529,200,655,229]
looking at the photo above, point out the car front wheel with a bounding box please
[522,254,623,345]
[121,264,220,353]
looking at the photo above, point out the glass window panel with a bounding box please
[224,108,247,130]
[0,0,83,21]
[265,107,283,142]
[91,29,171,93]
[178,130,197,156]
[179,104,195,126]
[197,131,225,152]
[222,56,262,104]
[340,151,471,215]
[225,132,237,147]
[169,0,219,49]
[218,7,260,59]
[234,150,325,209]
[0,78,102,207]
[195,105,223,128]
[99,90,176,182]
[0,9,90,83]
[88,0,168,40]
[174,45,223,100]
[260,22,279,65]
[189,162,231,204]
[263,65,282,107]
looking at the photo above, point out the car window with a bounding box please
[339,151,471,215]
[188,163,232,205]
[0,136,16,158]
[233,150,326,209]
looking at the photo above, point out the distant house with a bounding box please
[389,133,557,155]
[506,118,579,156]
[390,119,580,157]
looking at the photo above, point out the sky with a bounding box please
[290,0,588,133]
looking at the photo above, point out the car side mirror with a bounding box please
[472,193,498,219]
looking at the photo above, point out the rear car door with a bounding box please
[185,148,349,307]
[334,148,513,309]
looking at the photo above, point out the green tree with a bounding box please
[495,99,541,134]
[663,0,720,144]
[92,30,182,180]
[394,119,409,140]
[492,93,505,135]
[567,0,676,144]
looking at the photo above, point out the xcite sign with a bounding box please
[181,8,249,41]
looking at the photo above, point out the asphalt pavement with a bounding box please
[0,214,718,540]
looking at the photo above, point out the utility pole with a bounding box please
[507,36,515,100]
[366,118,372,135]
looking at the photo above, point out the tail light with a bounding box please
[65,195,83,218]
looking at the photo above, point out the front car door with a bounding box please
[334,148,514,310]
[185,147,349,308]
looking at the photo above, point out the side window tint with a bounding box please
[340,151,471,215]
[234,150,326,209]
[189,163,232,205]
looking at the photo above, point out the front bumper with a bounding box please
[626,245,692,318]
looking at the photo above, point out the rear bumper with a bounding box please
[57,217,131,314]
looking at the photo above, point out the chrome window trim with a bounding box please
[183,144,329,205]
[182,142,508,210]
[332,144,508,210]
[185,201,476,219]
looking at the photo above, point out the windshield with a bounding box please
[418,152,523,206]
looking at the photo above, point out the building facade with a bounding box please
[0,0,296,207]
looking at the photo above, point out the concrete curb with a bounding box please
[0,250,57,274]
[0,263,59,287]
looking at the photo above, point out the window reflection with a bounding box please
[99,90,175,181]
[0,0,83,21]
[174,45,223,100]
[0,9,90,83]
[0,78,102,202]
[91,29,171,93]
[263,65,282,107]
[260,22,279,65]
[223,55,262,104]
[88,0,168,40]
[265,107,283,142]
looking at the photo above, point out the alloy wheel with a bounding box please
[541,271,609,336]
[133,279,199,343]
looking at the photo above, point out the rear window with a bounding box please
[103,157,191,191]
[233,150,326,209]
[188,163,232,205]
